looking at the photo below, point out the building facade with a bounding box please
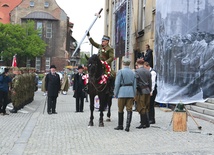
[0,0,22,24]
[104,0,156,70]
[0,0,79,72]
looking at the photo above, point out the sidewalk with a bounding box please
[0,88,214,155]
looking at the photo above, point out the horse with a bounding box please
[86,54,113,127]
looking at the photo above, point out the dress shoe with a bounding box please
[52,112,57,114]
[48,112,52,114]
[10,109,17,113]
[136,125,147,129]
[149,120,156,124]
[114,126,124,130]
[2,112,9,116]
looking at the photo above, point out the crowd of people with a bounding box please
[0,32,157,133]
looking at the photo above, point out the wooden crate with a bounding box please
[173,112,187,132]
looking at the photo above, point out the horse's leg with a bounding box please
[88,94,95,126]
[106,95,112,122]
[98,94,104,127]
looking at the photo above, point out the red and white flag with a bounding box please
[12,55,17,67]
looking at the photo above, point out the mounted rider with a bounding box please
[87,32,115,95]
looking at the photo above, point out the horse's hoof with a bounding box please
[99,122,104,127]
[106,117,111,122]
[88,122,94,126]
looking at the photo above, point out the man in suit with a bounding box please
[114,58,136,132]
[73,65,85,112]
[144,44,153,68]
[45,65,61,114]
[143,62,157,124]
[135,59,152,129]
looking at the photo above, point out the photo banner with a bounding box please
[155,0,214,104]
[115,2,126,58]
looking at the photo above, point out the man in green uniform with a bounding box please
[87,33,114,66]
[86,33,115,96]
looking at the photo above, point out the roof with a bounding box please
[22,11,58,20]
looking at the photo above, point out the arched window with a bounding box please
[2,4,9,7]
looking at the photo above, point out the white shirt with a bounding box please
[150,67,157,93]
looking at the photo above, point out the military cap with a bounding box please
[77,65,84,70]
[102,35,110,41]
[122,58,131,66]
[50,65,56,69]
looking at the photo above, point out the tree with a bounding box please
[0,21,46,65]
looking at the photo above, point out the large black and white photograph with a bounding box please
[155,0,214,104]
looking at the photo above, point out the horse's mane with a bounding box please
[87,54,103,79]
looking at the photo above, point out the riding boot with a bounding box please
[136,114,147,129]
[146,112,150,128]
[125,111,132,132]
[114,112,124,130]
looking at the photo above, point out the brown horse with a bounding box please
[86,54,113,127]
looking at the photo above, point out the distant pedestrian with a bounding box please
[114,58,136,132]
[41,73,47,96]
[0,68,12,115]
[73,65,85,112]
[135,59,152,129]
[61,72,70,95]
[45,65,61,114]
[143,62,157,124]
[144,44,153,68]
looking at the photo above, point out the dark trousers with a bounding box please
[76,97,84,112]
[149,88,157,121]
[0,90,9,113]
[47,96,57,113]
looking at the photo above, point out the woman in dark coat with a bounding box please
[45,65,61,114]
[73,65,85,112]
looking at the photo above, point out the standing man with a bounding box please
[144,44,154,68]
[0,68,12,115]
[114,58,136,132]
[143,62,157,124]
[87,32,115,95]
[135,59,152,129]
[73,65,85,112]
[45,65,61,114]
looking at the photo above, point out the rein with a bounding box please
[90,78,108,92]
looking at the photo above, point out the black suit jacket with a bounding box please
[45,72,61,97]
[73,73,85,98]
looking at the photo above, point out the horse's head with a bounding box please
[87,54,103,79]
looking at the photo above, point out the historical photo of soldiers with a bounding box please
[155,0,214,103]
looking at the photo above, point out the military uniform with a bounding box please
[114,58,136,132]
[89,35,114,66]
[88,35,115,96]
[135,59,152,129]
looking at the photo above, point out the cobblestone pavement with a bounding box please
[0,88,214,155]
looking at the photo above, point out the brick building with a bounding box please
[0,0,78,72]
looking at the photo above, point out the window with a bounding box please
[2,4,9,7]
[45,57,50,71]
[46,22,52,38]
[44,2,49,8]
[30,1,34,7]
[35,57,41,72]
[37,22,43,38]
[26,58,31,67]
[137,0,145,34]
